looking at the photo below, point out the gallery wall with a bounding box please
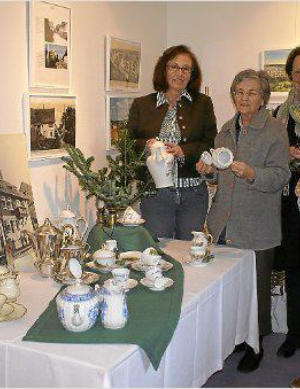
[166,1,300,128]
[0,1,167,226]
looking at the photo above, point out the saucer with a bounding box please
[0,303,27,322]
[183,254,214,267]
[0,303,14,319]
[119,251,142,264]
[118,218,145,226]
[140,277,174,291]
[131,259,173,272]
[56,271,100,285]
[104,278,138,291]
[85,261,119,274]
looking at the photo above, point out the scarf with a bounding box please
[277,88,300,138]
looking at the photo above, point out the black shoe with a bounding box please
[237,347,264,373]
[277,340,297,358]
[234,342,247,353]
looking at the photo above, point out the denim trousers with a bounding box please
[140,183,208,241]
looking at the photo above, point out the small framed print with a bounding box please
[260,48,292,101]
[106,94,137,150]
[29,1,71,89]
[24,93,76,160]
[105,36,141,91]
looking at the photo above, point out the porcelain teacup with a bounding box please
[93,249,116,266]
[141,253,161,266]
[0,265,9,280]
[104,240,118,252]
[112,268,130,285]
[145,266,162,282]
[190,245,206,260]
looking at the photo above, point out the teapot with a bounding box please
[146,140,174,188]
[191,231,213,249]
[24,218,63,266]
[98,279,128,329]
[0,272,20,302]
[56,259,100,332]
[210,147,233,170]
[57,205,88,241]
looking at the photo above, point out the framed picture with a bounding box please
[106,94,136,150]
[106,36,141,91]
[261,49,292,100]
[29,1,71,89]
[24,93,76,160]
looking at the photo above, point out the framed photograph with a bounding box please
[29,1,71,89]
[0,134,38,267]
[106,94,136,150]
[261,49,292,100]
[106,36,141,91]
[24,93,76,160]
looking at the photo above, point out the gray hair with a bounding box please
[230,69,271,106]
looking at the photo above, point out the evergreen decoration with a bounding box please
[61,129,155,209]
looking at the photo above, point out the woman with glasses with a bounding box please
[196,69,290,372]
[273,47,300,361]
[128,45,217,240]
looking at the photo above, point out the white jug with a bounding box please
[191,231,213,249]
[99,280,128,329]
[146,141,174,188]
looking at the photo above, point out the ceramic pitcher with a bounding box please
[146,140,174,188]
[99,281,128,329]
[57,206,88,241]
[191,231,213,248]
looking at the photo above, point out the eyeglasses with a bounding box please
[233,90,261,99]
[167,63,192,75]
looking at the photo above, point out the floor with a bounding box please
[204,333,300,388]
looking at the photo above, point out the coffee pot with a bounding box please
[146,140,174,188]
[57,206,88,241]
[24,218,63,265]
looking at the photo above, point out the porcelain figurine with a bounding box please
[0,272,20,302]
[99,279,128,330]
[146,140,174,188]
[56,258,100,332]
[57,205,88,241]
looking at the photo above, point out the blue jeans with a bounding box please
[140,184,208,241]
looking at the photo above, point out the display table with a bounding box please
[0,240,258,388]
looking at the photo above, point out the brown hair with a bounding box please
[285,46,300,80]
[230,69,271,106]
[152,45,201,94]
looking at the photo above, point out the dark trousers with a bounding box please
[255,248,274,337]
[141,184,208,241]
[285,267,300,345]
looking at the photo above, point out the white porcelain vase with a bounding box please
[146,141,174,188]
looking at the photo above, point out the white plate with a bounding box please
[0,303,14,319]
[0,303,27,322]
[131,259,173,272]
[104,278,138,291]
[140,277,174,291]
[118,218,145,226]
[85,261,119,274]
[56,271,100,285]
[183,255,214,267]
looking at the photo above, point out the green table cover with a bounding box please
[23,224,184,370]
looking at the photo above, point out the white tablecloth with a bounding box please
[0,241,258,388]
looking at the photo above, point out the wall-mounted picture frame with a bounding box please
[24,93,76,160]
[29,1,71,89]
[106,94,137,150]
[260,48,292,100]
[105,36,141,91]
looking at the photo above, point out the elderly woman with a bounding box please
[273,46,300,360]
[128,45,217,240]
[196,69,290,372]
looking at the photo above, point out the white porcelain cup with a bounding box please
[145,266,162,282]
[190,245,206,260]
[104,240,118,251]
[0,293,7,311]
[112,268,130,285]
[93,249,116,266]
[141,253,161,266]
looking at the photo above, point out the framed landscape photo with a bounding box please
[106,94,136,150]
[106,36,141,91]
[24,93,76,160]
[261,49,292,99]
[29,1,71,89]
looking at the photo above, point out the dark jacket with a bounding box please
[127,92,217,178]
[207,108,290,250]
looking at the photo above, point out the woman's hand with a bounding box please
[145,138,157,150]
[164,142,184,157]
[289,146,300,160]
[231,161,255,180]
[196,160,215,175]
[295,179,300,197]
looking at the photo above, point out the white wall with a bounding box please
[166,1,300,127]
[0,1,167,226]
